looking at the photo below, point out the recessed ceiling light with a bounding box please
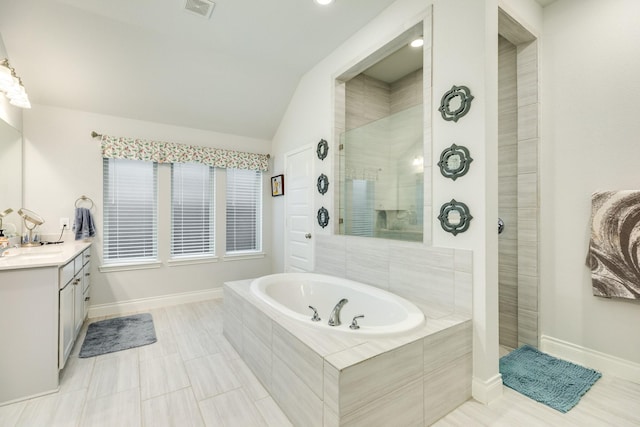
[314,0,334,5]
[410,38,424,48]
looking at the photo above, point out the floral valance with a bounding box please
[100,134,270,171]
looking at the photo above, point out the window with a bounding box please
[103,158,158,263]
[171,162,215,258]
[226,168,262,253]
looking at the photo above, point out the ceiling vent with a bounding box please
[184,0,215,18]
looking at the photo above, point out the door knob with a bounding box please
[305,233,312,239]
[498,218,505,235]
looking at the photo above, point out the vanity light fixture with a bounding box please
[410,37,424,48]
[0,59,31,109]
[314,0,334,5]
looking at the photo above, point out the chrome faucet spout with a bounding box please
[328,298,349,326]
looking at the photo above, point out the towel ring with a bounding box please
[75,195,94,209]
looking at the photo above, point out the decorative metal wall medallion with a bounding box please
[438,199,473,236]
[316,139,329,160]
[317,207,330,228]
[438,85,474,122]
[437,144,473,180]
[317,174,329,195]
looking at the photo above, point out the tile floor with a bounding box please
[1,299,639,426]
[0,299,292,427]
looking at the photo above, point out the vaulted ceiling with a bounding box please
[0,0,397,140]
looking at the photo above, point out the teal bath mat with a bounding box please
[499,345,601,413]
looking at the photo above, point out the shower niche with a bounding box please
[334,22,427,243]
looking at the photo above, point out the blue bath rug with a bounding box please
[79,313,157,358]
[499,345,601,413]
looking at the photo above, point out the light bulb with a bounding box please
[314,0,334,5]
[410,38,424,48]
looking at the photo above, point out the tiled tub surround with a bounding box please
[314,235,473,318]
[223,278,471,427]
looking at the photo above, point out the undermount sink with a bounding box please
[1,246,63,259]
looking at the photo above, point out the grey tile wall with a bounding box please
[315,234,472,316]
[516,39,539,348]
[498,36,519,349]
[498,34,540,349]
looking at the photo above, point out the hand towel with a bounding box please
[588,191,640,299]
[73,207,96,240]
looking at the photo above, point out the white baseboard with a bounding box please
[88,288,224,318]
[540,335,640,384]
[472,373,503,404]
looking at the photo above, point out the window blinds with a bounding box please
[103,158,158,263]
[226,168,262,253]
[171,162,215,257]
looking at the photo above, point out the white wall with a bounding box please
[540,0,640,365]
[23,105,273,307]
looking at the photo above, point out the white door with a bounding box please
[285,145,314,272]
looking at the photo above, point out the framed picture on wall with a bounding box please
[271,174,284,197]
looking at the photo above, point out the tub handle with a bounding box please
[308,305,321,322]
[349,315,365,330]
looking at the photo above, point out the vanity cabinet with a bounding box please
[0,241,92,405]
[59,247,91,369]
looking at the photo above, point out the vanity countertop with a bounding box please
[0,240,92,271]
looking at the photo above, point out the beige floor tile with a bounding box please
[185,353,242,401]
[142,387,204,427]
[0,400,26,426]
[81,388,141,427]
[139,353,190,400]
[138,327,179,362]
[87,350,139,400]
[175,329,221,361]
[200,388,267,427]
[15,389,85,427]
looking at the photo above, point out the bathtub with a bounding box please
[250,272,425,337]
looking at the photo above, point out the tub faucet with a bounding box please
[328,298,349,326]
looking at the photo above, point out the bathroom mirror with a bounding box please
[336,22,426,243]
[0,116,22,235]
[0,36,24,240]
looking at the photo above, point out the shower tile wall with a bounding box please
[390,69,423,115]
[498,36,518,349]
[498,33,540,349]
[516,39,539,348]
[346,74,391,131]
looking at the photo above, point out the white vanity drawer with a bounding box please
[74,255,83,274]
[59,261,74,288]
[82,261,91,294]
[82,248,91,265]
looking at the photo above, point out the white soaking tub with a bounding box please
[250,272,425,337]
